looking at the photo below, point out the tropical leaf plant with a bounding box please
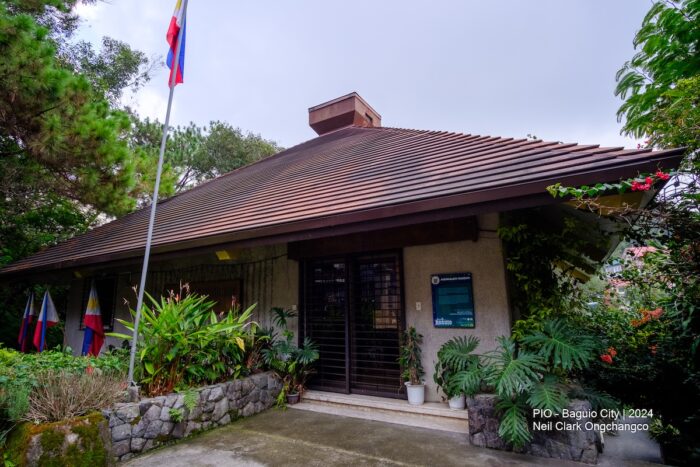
[480,320,603,448]
[527,374,569,413]
[108,291,257,395]
[496,397,532,448]
[521,319,596,371]
[434,336,482,399]
[482,336,544,398]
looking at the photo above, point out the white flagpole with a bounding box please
[127,0,189,389]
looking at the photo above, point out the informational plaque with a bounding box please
[431,273,475,328]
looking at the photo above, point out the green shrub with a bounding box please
[109,291,257,395]
[481,319,616,448]
[399,327,424,385]
[0,346,127,442]
[262,308,319,405]
[433,336,482,399]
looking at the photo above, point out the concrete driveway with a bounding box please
[123,409,599,467]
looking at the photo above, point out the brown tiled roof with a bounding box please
[1,126,684,275]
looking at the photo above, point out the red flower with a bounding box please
[607,347,617,358]
[649,345,657,355]
[86,365,94,375]
[655,170,670,181]
[631,180,651,192]
[600,354,613,364]
[648,307,663,319]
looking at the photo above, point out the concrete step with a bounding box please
[288,390,469,434]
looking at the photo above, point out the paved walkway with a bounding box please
[124,410,663,467]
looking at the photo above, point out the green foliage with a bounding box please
[398,327,424,385]
[547,169,674,199]
[109,292,257,396]
[498,207,608,338]
[130,118,281,195]
[263,334,319,402]
[482,337,545,400]
[495,397,531,449]
[615,0,700,139]
[0,346,127,444]
[0,1,145,216]
[521,319,596,371]
[168,408,183,423]
[261,307,319,404]
[433,336,482,399]
[527,375,569,413]
[65,36,154,105]
[181,388,199,412]
[480,321,606,448]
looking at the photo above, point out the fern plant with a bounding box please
[433,336,482,399]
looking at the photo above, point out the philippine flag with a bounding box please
[81,283,105,357]
[33,291,59,352]
[166,0,186,86]
[17,293,36,352]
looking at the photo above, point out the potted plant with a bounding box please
[399,326,425,405]
[434,336,481,410]
[263,308,319,405]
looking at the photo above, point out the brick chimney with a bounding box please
[309,92,381,135]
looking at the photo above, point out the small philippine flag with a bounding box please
[33,291,59,352]
[81,282,105,357]
[17,293,36,352]
[166,0,187,85]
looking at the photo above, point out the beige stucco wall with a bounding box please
[403,213,511,402]
[64,244,299,355]
[63,214,511,405]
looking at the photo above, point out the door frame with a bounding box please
[299,249,407,397]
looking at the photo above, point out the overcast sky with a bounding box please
[75,0,653,149]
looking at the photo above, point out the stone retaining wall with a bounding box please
[467,394,600,464]
[103,372,281,462]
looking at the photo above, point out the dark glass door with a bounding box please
[303,259,348,392]
[303,253,404,398]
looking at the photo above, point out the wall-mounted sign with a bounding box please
[431,273,475,328]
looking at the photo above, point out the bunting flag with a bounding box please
[81,283,105,356]
[33,291,59,352]
[166,0,186,85]
[17,293,36,352]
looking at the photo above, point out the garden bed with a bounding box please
[104,371,281,462]
[467,394,601,464]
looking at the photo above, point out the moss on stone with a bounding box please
[67,418,108,467]
[4,413,109,467]
[4,422,31,466]
[129,415,141,426]
[37,429,66,466]
[156,433,172,443]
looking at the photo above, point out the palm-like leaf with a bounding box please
[438,336,480,371]
[448,366,482,397]
[483,337,544,398]
[496,397,532,448]
[569,385,620,412]
[295,337,320,366]
[527,374,569,413]
[521,319,596,371]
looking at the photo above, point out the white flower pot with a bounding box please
[405,382,425,405]
[448,394,466,410]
